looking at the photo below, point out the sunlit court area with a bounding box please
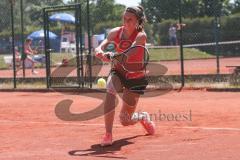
[0,0,240,160]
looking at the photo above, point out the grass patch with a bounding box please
[0,48,216,70]
[149,48,214,61]
[0,81,46,89]
[0,55,9,69]
[50,52,76,65]
[0,53,77,70]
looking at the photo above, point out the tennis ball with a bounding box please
[97,78,106,88]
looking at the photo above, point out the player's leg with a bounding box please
[101,74,122,146]
[119,89,140,126]
[27,56,37,74]
[120,89,155,135]
[104,74,122,133]
[15,57,21,74]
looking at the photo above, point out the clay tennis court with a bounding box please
[0,90,239,160]
[1,57,240,78]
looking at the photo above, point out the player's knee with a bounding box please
[120,119,131,126]
[106,89,116,96]
[119,113,131,126]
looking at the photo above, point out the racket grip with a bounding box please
[106,54,111,60]
[104,52,114,60]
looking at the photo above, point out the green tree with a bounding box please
[142,0,180,23]
[231,0,240,13]
[200,0,231,16]
[23,0,65,26]
[142,0,232,24]
[90,0,125,33]
[0,0,11,32]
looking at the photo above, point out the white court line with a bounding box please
[0,119,123,127]
[1,120,240,132]
[173,126,240,132]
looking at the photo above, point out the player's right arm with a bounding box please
[95,27,120,62]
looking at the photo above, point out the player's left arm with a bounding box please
[131,32,149,68]
[132,31,147,46]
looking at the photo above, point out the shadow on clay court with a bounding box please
[68,134,145,159]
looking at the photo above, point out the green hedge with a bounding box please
[147,14,240,56]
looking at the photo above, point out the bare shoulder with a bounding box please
[137,31,147,39]
[135,31,147,45]
[107,27,122,41]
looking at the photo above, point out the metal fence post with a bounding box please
[214,1,221,75]
[10,0,16,88]
[20,0,25,78]
[178,0,185,87]
[87,0,92,88]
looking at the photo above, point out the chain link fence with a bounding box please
[0,0,240,89]
[142,0,240,87]
[0,0,67,89]
[0,0,93,89]
[0,0,13,89]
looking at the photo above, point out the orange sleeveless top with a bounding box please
[112,26,145,79]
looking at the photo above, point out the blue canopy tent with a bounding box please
[27,29,57,40]
[49,13,75,24]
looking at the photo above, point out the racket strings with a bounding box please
[122,47,149,72]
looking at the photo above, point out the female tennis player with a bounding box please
[23,38,38,74]
[95,6,155,147]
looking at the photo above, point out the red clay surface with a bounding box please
[0,90,240,160]
[1,57,240,78]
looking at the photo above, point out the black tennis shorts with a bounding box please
[111,70,148,95]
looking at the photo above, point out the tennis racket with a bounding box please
[104,42,149,79]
